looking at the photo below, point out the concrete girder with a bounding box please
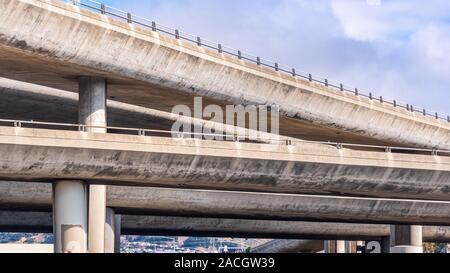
[0,127,449,201]
[0,0,448,149]
[1,182,450,225]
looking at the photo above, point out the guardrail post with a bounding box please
[340,83,344,91]
[257,57,261,65]
[380,96,383,103]
[291,68,296,77]
[175,29,180,39]
[324,79,328,87]
[127,13,132,23]
[406,104,410,111]
[435,112,438,119]
[308,74,312,82]
[354,88,358,96]
[218,44,223,53]
[410,105,414,112]
[447,116,450,122]
[151,21,157,31]
[385,147,392,153]
[423,109,426,116]
[393,100,397,107]
[369,93,373,100]
[238,50,242,59]
[275,63,279,71]
[100,4,106,14]
[196,37,202,46]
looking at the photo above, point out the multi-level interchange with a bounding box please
[0,0,449,253]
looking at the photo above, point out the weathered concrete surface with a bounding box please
[251,239,323,253]
[0,77,291,144]
[106,215,450,242]
[0,0,449,148]
[2,211,450,242]
[2,182,450,225]
[0,127,449,200]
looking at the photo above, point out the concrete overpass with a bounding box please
[2,182,450,225]
[0,0,449,254]
[0,0,449,149]
[1,211,449,243]
[0,77,291,144]
[0,126,449,201]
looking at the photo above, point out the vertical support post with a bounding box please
[336,240,346,253]
[105,208,121,253]
[114,214,122,253]
[53,180,88,253]
[79,76,107,253]
[345,241,357,253]
[324,240,332,253]
[390,225,423,253]
[324,240,346,253]
[356,241,364,253]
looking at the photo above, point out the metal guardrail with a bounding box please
[1,118,449,156]
[61,0,450,123]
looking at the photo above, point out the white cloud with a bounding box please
[331,0,450,42]
[409,24,450,78]
[105,0,450,115]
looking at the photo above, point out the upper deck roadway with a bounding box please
[0,0,449,149]
[0,124,448,201]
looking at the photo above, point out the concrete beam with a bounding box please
[0,127,449,201]
[1,211,450,242]
[2,182,450,225]
[0,77,290,144]
[0,0,449,149]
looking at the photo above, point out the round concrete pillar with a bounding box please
[79,76,107,253]
[390,225,423,253]
[105,208,121,253]
[53,180,88,253]
[336,240,346,253]
[324,240,346,253]
[78,76,107,133]
[114,214,122,253]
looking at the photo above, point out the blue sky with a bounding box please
[100,0,450,116]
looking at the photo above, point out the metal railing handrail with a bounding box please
[61,0,450,123]
[1,118,449,156]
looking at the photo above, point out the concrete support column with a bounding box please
[345,241,357,253]
[53,180,88,253]
[79,76,107,253]
[390,225,423,253]
[324,240,346,253]
[105,208,121,253]
[114,214,121,253]
[336,240,346,253]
